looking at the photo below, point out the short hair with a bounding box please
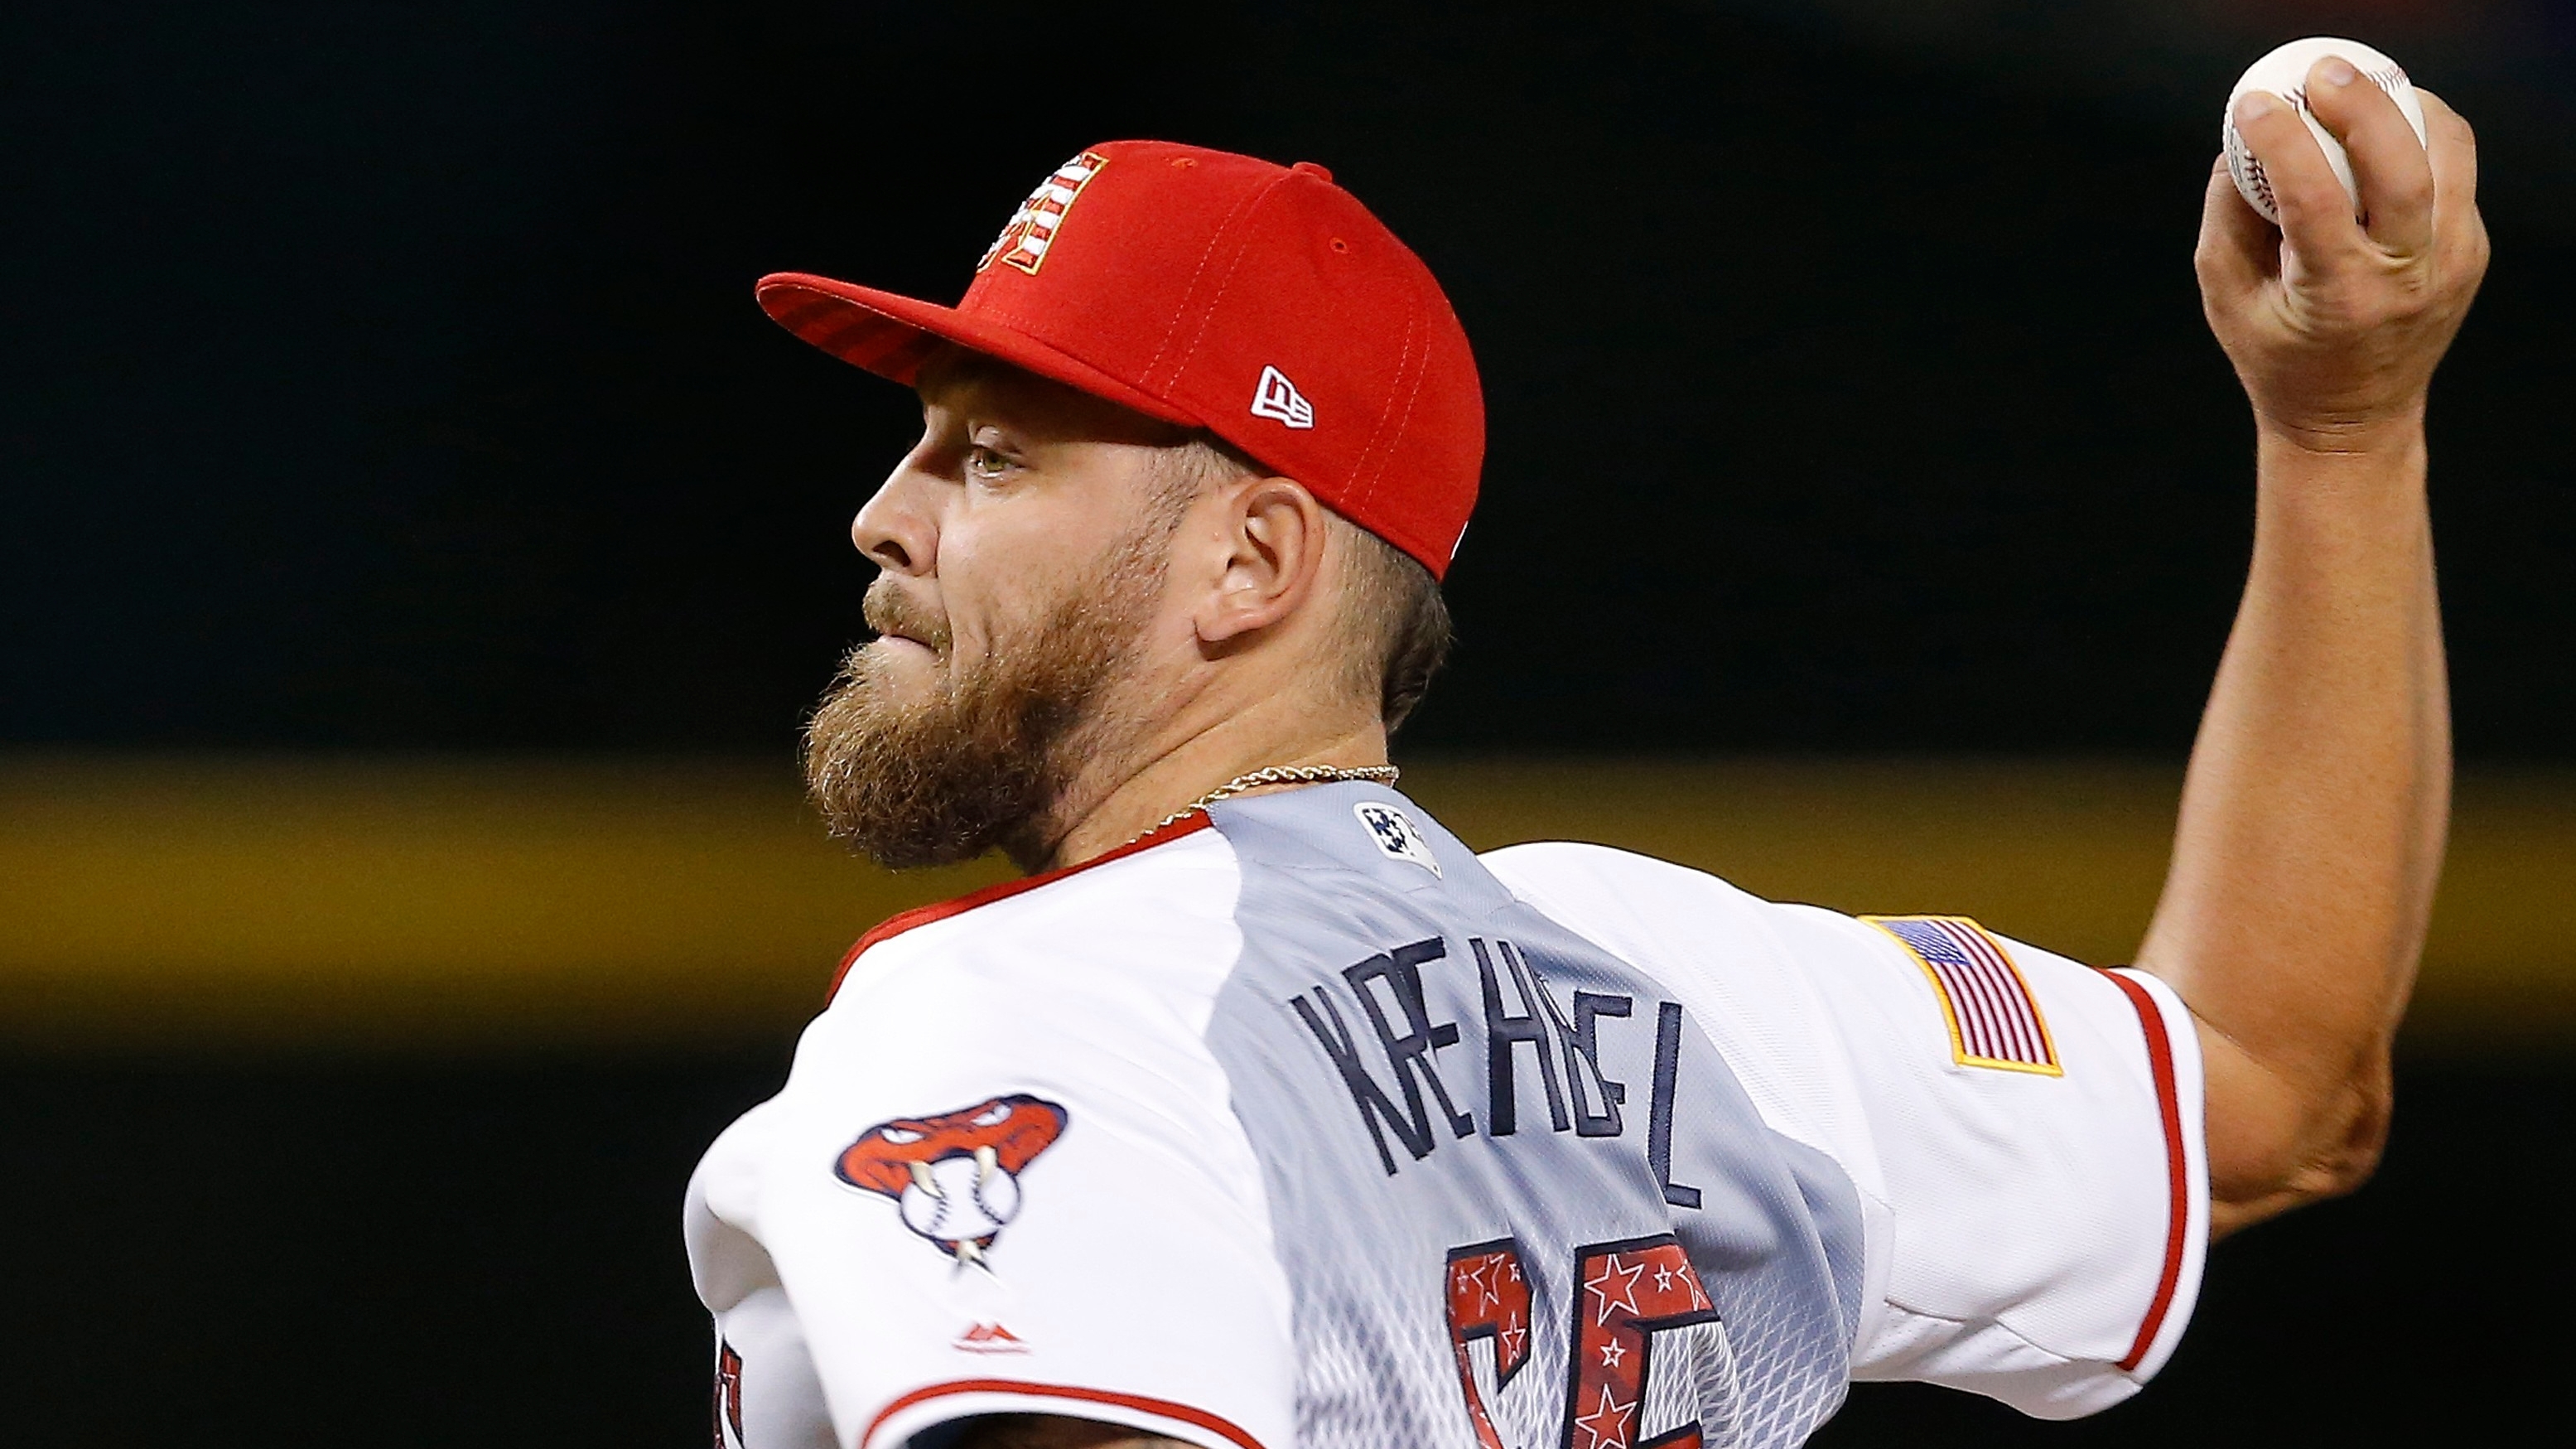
[1330,514,1452,733]
[1155,437,1453,733]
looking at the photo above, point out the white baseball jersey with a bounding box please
[686,784,2206,1449]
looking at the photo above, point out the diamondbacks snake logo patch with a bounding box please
[836,1094,1069,1266]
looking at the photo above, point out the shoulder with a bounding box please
[1479,841,1937,979]
[1479,840,1876,1141]
[1479,838,1761,903]
[1479,840,1785,951]
[834,823,1245,1015]
[734,821,1282,1258]
[692,825,1300,1449]
[784,824,1262,1191]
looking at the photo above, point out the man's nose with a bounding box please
[851,463,936,575]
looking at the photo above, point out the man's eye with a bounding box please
[966,445,1015,480]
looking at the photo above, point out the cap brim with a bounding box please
[755,273,1200,428]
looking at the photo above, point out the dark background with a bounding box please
[8,0,2572,757]
[4,2,2569,1444]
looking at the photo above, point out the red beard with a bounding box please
[803,531,1169,872]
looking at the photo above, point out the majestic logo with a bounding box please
[837,1094,1069,1265]
[1250,365,1316,429]
[977,152,1109,276]
[1355,800,1440,877]
[953,1322,1031,1355]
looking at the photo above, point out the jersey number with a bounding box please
[1445,1234,1722,1449]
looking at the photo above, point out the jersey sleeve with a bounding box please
[1761,903,2207,1415]
[688,844,1295,1449]
[1481,843,2207,1420]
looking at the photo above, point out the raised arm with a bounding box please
[2138,64,2487,1238]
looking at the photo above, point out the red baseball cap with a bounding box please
[755,140,1483,579]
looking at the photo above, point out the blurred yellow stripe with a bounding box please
[2,756,2568,1051]
[0,756,1007,1051]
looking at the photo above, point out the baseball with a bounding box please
[898,1153,1017,1244]
[2223,36,2427,225]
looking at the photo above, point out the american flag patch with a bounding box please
[1864,915,2062,1075]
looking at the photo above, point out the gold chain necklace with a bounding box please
[1141,763,1401,839]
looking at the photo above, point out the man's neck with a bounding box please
[1039,708,1390,872]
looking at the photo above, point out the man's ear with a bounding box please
[1194,475,1330,647]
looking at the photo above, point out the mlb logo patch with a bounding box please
[978,151,1109,276]
[1354,800,1440,877]
[1863,915,2061,1075]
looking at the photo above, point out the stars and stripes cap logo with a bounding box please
[1864,915,2062,1075]
[977,151,1110,277]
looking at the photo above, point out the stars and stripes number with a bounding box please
[1445,1234,1721,1449]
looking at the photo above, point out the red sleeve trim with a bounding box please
[859,1377,1268,1449]
[827,813,1214,1000]
[2101,970,2190,1373]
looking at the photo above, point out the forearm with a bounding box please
[2137,418,2449,1225]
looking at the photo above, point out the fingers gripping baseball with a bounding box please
[2339,79,2438,255]
[2197,65,2488,449]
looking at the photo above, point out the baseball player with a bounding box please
[687,61,2486,1449]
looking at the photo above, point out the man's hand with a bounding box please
[2197,60,2488,452]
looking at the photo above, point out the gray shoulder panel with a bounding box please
[1200,784,1864,1449]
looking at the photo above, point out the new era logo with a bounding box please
[1250,365,1315,429]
